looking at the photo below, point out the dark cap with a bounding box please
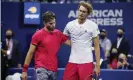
[100,29,106,33]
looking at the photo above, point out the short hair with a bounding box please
[42,11,56,23]
[6,28,13,33]
[78,1,93,15]
[117,26,125,32]
[119,53,126,59]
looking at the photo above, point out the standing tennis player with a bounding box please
[21,11,70,80]
[63,1,100,80]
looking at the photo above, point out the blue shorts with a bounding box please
[36,68,57,80]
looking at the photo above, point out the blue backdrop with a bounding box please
[1,2,133,67]
[8,68,133,80]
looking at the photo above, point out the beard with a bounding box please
[47,26,55,31]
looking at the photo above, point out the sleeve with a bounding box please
[63,23,70,36]
[92,24,100,38]
[60,32,69,44]
[106,40,112,51]
[31,31,41,46]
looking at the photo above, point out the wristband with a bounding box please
[22,64,29,72]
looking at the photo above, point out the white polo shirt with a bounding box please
[63,19,100,64]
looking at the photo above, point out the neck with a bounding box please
[104,37,107,39]
[6,38,11,41]
[44,26,51,32]
[118,36,123,39]
[78,18,86,24]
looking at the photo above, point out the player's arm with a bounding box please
[21,44,36,80]
[61,33,71,46]
[64,40,71,46]
[23,44,36,68]
[62,25,71,46]
[23,30,41,67]
[63,23,71,46]
[93,35,100,76]
[93,36,100,66]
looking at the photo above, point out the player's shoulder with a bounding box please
[53,29,63,36]
[54,29,62,34]
[67,19,76,24]
[34,28,44,35]
[106,38,111,42]
[66,19,77,27]
[54,29,61,32]
[86,19,98,27]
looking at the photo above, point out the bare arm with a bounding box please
[93,36,100,66]
[24,44,36,65]
[64,40,71,46]
[93,36,100,76]
[21,44,36,80]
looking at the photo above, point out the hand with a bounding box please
[17,64,22,68]
[1,49,7,54]
[21,72,28,80]
[95,64,100,77]
[117,62,123,68]
[122,59,129,66]
[64,40,71,46]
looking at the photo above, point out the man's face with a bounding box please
[117,29,124,34]
[100,32,106,36]
[78,5,88,20]
[6,30,13,39]
[118,53,127,63]
[100,32,106,39]
[45,18,56,31]
[119,56,127,63]
[6,30,12,36]
[117,29,124,38]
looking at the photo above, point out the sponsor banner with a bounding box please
[24,2,40,24]
[41,3,133,27]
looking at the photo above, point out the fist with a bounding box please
[21,72,28,80]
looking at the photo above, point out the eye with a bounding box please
[79,10,87,13]
[50,23,53,25]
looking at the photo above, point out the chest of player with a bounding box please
[40,32,61,48]
[68,25,93,40]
